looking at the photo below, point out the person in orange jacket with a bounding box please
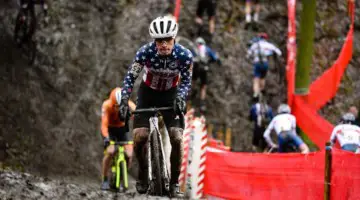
[100,87,136,190]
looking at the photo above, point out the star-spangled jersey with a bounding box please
[121,42,193,100]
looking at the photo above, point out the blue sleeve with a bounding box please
[121,44,147,99]
[177,49,193,99]
[249,105,257,121]
[206,46,218,62]
[267,108,274,119]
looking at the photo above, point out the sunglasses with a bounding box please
[155,37,173,43]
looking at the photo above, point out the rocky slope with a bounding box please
[0,0,359,193]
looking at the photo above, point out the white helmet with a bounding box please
[149,16,178,39]
[278,104,291,114]
[341,113,356,124]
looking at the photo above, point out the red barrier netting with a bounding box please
[287,0,355,149]
[173,0,182,21]
[202,1,357,199]
[204,151,325,200]
[331,149,360,200]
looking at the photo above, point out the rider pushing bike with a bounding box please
[263,104,309,153]
[100,87,136,190]
[118,16,193,197]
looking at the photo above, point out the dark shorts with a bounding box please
[253,62,268,78]
[196,0,217,18]
[252,125,267,149]
[133,82,183,129]
[108,126,131,142]
[192,62,208,86]
[278,131,304,153]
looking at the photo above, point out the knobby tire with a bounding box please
[150,130,164,195]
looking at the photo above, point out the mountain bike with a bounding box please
[132,107,177,196]
[14,3,37,65]
[109,141,132,192]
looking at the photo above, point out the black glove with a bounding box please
[119,98,129,121]
[103,137,110,149]
[175,96,186,114]
[217,59,222,66]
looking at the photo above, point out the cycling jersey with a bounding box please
[263,113,297,147]
[101,99,125,138]
[193,44,218,64]
[121,42,193,100]
[249,103,273,127]
[330,124,360,148]
[247,40,282,63]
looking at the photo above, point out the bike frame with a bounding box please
[110,141,132,191]
[148,116,170,192]
[133,107,176,195]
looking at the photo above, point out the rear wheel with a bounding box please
[150,130,164,195]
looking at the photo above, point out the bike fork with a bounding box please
[157,129,170,191]
[147,134,153,185]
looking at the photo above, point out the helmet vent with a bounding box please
[152,22,159,34]
[160,21,164,34]
[166,20,172,33]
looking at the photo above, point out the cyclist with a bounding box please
[263,104,309,153]
[330,113,360,153]
[195,0,217,35]
[15,0,49,44]
[246,32,282,101]
[100,87,136,190]
[249,98,273,152]
[118,16,193,197]
[245,0,261,25]
[192,37,221,113]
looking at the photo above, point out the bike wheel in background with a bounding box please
[149,130,164,196]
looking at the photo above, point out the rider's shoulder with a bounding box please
[102,99,112,110]
[137,42,155,53]
[174,43,193,61]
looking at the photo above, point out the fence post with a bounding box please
[207,123,214,138]
[225,127,232,147]
[324,142,332,200]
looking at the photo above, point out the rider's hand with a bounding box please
[175,96,186,114]
[103,137,110,149]
[119,98,129,121]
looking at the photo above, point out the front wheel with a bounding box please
[150,130,164,195]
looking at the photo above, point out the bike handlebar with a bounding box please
[132,107,174,114]
[110,141,133,145]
